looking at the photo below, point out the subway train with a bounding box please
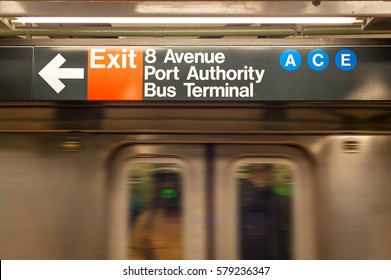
[0,38,391,260]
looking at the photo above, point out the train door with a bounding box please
[214,145,317,260]
[107,144,206,260]
[108,143,316,259]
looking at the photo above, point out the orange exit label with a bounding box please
[87,48,144,101]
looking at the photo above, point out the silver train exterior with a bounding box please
[0,39,390,260]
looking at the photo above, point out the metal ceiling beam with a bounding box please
[0,17,14,30]
[0,27,297,37]
[1,1,390,17]
[0,27,390,37]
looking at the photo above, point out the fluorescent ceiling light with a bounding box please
[16,17,362,25]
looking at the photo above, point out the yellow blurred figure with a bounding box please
[129,170,182,260]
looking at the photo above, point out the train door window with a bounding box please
[215,145,316,260]
[127,163,184,260]
[237,162,293,260]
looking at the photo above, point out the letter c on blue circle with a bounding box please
[279,49,301,71]
[335,49,357,71]
[307,49,329,71]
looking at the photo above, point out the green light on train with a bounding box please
[160,189,178,199]
[273,184,292,197]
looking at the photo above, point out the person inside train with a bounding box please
[129,170,182,260]
[273,172,292,260]
[128,175,144,226]
[239,163,292,260]
[239,163,275,260]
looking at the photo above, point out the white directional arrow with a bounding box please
[38,53,84,93]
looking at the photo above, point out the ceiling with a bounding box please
[0,1,390,39]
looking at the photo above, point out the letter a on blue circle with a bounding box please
[280,49,301,71]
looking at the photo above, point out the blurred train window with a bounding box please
[237,163,293,260]
[127,163,183,260]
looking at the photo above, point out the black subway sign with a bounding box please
[0,47,33,100]
[0,45,390,101]
[144,49,265,100]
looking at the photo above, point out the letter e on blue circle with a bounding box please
[335,49,357,71]
[307,49,329,71]
[280,49,301,71]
